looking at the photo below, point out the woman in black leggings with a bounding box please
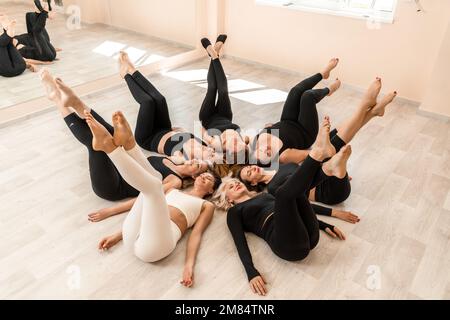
[39,69,211,203]
[213,117,349,296]
[236,163,358,223]
[0,18,27,77]
[15,0,57,62]
[237,129,355,209]
[250,58,341,166]
[119,51,218,164]
[199,36,248,164]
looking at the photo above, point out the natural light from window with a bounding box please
[256,0,398,23]
[230,89,288,105]
[92,41,166,66]
[197,79,265,93]
[162,69,288,105]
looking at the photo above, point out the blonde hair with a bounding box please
[211,174,258,211]
[211,175,239,211]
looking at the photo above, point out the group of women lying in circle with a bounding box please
[0,0,59,78]
[40,34,397,296]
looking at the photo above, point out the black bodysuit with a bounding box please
[16,11,56,62]
[227,156,335,281]
[0,31,26,77]
[125,71,207,159]
[147,156,183,181]
[268,162,351,207]
[252,73,330,165]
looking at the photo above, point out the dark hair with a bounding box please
[233,166,265,193]
[223,146,250,165]
[211,171,222,191]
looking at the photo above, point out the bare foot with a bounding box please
[6,19,16,38]
[370,91,397,117]
[322,145,352,179]
[40,68,61,102]
[0,14,9,31]
[55,78,89,116]
[112,111,135,150]
[321,58,339,80]
[362,77,382,108]
[214,35,227,56]
[328,78,341,96]
[88,209,113,223]
[206,45,218,60]
[311,117,336,161]
[119,51,136,79]
[85,111,116,153]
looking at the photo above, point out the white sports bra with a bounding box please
[165,190,205,228]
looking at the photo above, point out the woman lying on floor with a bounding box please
[234,163,358,224]
[14,0,60,63]
[213,117,350,296]
[250,61,397,166]
[83,110,220,288]
[40,69,212,213]
[198,35,250,165]
[119,51,220,164]
[0,15,42,77]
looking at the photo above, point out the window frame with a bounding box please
[255,0,398,24]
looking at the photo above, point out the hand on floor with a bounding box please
[180,266,194,288]
[98,234,121,251]
[325,226,346,240]
[88,209,112,222]
[250,275,267,296]
[332,209,360,224]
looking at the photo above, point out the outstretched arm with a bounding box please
[88,198,136,222]
[181,202,215,288]
[279,148,310,164]
[227,207,267,295]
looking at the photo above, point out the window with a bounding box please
[256,0,398,23]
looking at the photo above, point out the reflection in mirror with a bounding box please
[0,0,194,110]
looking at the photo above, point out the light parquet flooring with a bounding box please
[0,1,191,109]
[0,57,449,300]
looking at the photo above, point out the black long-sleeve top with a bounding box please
[227,193,334,281]
[268,163,333,216]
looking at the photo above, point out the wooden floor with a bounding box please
[0,56,449,300]
[0,1,191,109]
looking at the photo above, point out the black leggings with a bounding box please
[125,71,172,152]
[314,129,352,205]
[199,59,240,133]
[268,156,328,261]
[280,73,329,147]
[16,12,56,61]
[0,32,26,77]
[64,110,139,201]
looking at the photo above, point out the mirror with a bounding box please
[0,0,196,110]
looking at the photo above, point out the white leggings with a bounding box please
[108,145,182,263]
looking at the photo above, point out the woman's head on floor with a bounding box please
[183,159,209,177]
[192,171,222,199]
[212,176,257,210]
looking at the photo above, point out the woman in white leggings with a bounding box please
[85,110,218,288]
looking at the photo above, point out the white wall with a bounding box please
[420,18,450,118]
[223,0,450,104]
[64,0,197,47]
